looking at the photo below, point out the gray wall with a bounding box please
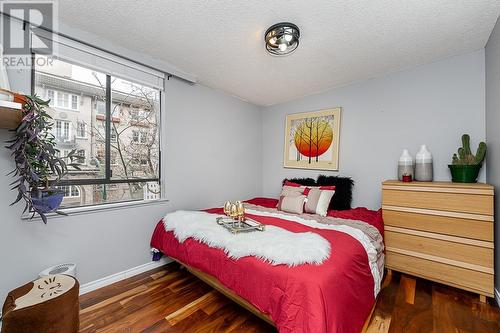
[262,50,486,209]
[0,16,495,303]
[486,16,500,296]
[0,20,262,302]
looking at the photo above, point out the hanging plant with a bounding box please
[5,94,80,223]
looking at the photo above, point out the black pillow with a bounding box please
[282,177,317,187]
[316,175,354,211]
[282,176,354,210]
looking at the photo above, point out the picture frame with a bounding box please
[283,108,341,171]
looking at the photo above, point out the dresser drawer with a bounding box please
[382,189,493,215]
[383,209,493,241]
[385,229,493,271]
[386,251,494,296]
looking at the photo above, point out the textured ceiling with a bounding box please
[58,0,500,106]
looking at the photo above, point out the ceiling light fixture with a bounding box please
[265,22,300,56]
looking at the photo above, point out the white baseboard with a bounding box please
[495,288,500,306]
[79,257,172,295]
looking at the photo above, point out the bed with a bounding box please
[150,197,384,333]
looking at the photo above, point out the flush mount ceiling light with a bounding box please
[265,22,300,56]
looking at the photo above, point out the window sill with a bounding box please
[21,198,169,221]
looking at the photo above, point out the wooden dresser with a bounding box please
[382,180,494,301]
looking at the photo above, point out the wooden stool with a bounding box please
[1,275,79,333]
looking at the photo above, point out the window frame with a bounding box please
[71,94,79,110]
[96,100,106,115]
[132,130,139,143]
[58,185,81,198]
[55,120,71,141]
[75,149,86,165]
[32,53,162,191]
[76,121,87,139]
[47,88,79,111]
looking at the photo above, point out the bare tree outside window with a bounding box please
[34,55,161,207]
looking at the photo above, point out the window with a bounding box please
[58,185,80,198]
[47,89,79,110]
[110,151,118,165]
[132,130,147,144]
[55,120,70,141]
[144,182,161,200]
[110,127,117,142]
[76,121,86,138]
[55,149,71,158]
[72,95,79,110]
[130,108,149,121]
[34,54,162,209]
[140,131,147,144]
[47,89,55,105]
[96,149,105,164]
[75,149,86,164]
[96,100,106,115]
[59,92,69,108]
[57,92,66,107]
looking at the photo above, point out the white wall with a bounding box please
[262,50,486,209]
[485,16,500,295]
[0,20,262,302]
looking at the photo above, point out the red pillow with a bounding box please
[303,185,335,196]
[284,180,303,187]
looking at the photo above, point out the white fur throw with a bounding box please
[163,210,331,266]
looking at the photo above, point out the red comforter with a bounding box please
[151,198,383,333]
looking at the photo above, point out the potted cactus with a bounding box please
[448,134,486,183]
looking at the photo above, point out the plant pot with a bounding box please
[448,164,482,183]
[31,191,64,213]
[12,92,28,106]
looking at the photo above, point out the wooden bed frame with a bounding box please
[173,259,376,332]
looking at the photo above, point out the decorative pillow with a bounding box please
[277,195,307,214]
[282,178,316,187]
[316,175,354,210]
[279,180,306,197]
[304,186,336,216]
[284,176,354,210]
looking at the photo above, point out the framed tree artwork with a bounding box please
[283,108,341,171]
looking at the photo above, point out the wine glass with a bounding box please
[236,201,245,222]
[230,203,238,219]
[224,201,231,216]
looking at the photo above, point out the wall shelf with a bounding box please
[0,100,23,130]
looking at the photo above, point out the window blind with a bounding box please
[32,29,166,90]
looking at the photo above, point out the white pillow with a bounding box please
[304,188,335,217]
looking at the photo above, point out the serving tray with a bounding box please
[216,216,265,234]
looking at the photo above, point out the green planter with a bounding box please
[448,164,482,183]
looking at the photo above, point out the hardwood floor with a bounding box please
[79,262,500,333]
